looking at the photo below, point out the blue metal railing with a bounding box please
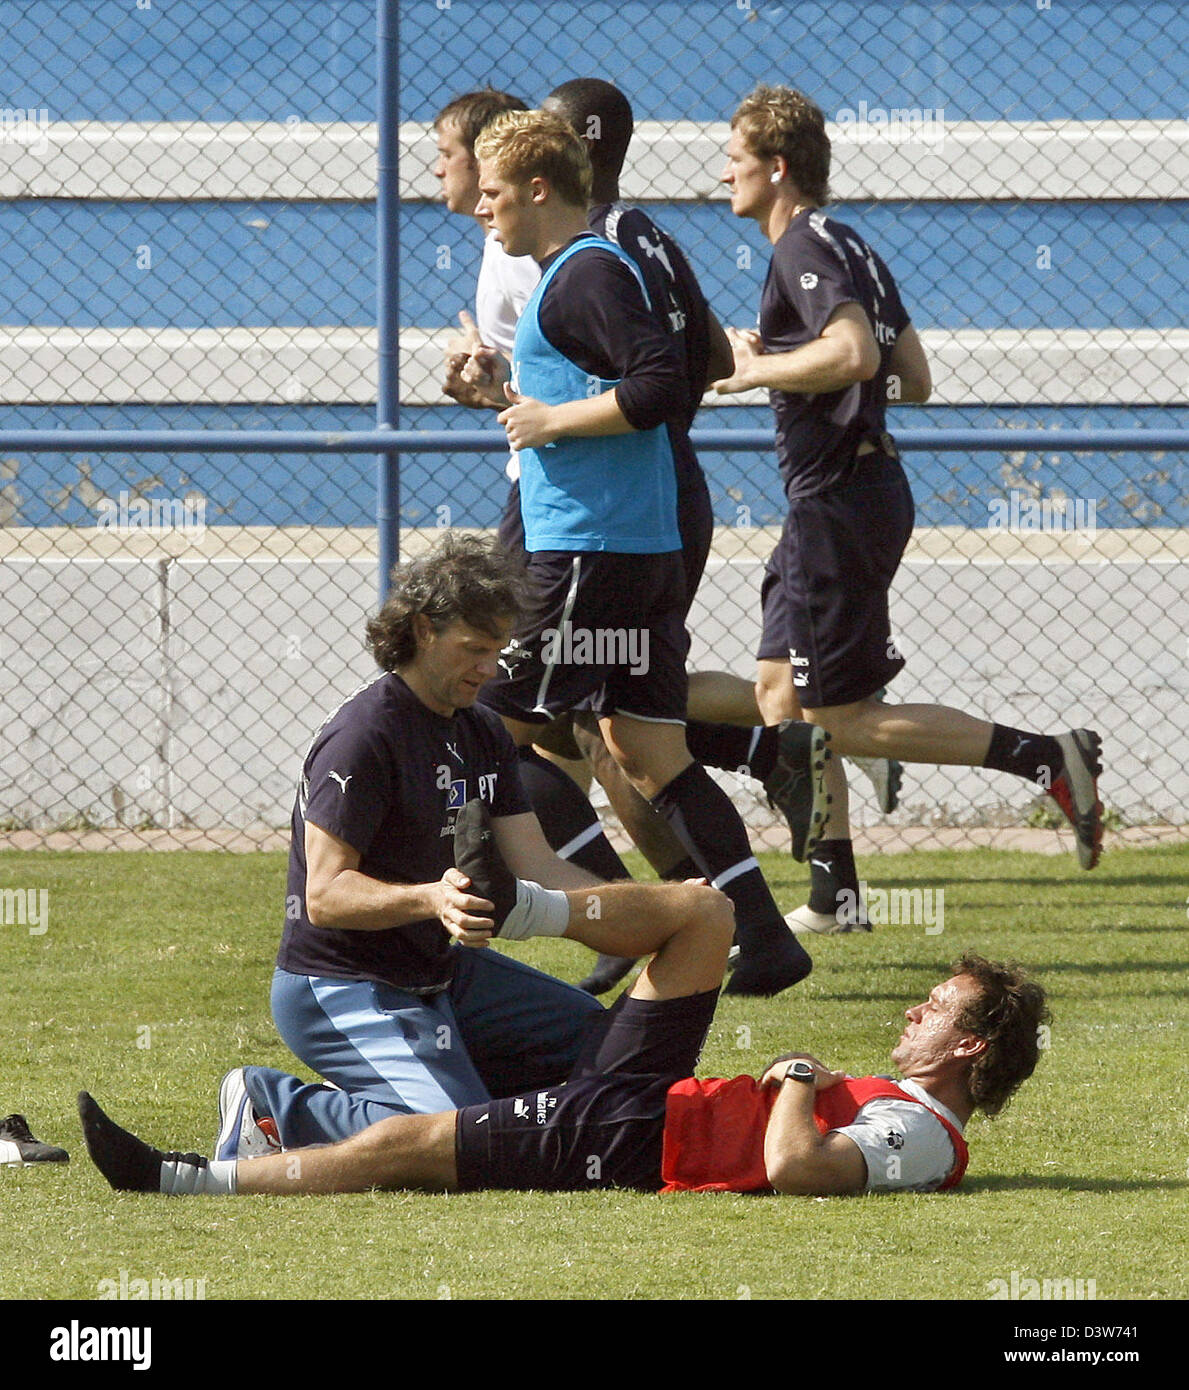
[3,429,1186,455]
[2,426,1186,595]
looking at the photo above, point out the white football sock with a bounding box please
[159,1157,238,1195]
[498,879,570,941]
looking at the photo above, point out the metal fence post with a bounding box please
[375,0,400,603]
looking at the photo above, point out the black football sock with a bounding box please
[806,839,861,923]
[516,746,631,881]
[79,1092,164,1192]
[650,762,811,996]
[78,1091,234,1195]
[983,725,1063,786]
[661,855,701,883]
[684,721,778,782]
[453,799,518,928]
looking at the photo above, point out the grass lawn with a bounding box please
[1,843,1186,1308]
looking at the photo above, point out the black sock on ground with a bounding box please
[983,726,1063,786]
[78,1092,165,1193]
[515,746,631,881]
[684,722,778,783]
[806,839,860,917]
[650,762,810,995]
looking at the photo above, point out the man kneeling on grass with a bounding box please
[80,856,1047,1198]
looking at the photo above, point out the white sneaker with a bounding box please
[785,901,871,935]
[214,1069,281,1160]
[848,755,903,815]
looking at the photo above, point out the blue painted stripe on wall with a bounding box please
[0,201,374,325]
[3,403,1183,529]
[2,1,375,122]
[1,200,1185,331]
[4,2,1185,122]
[403,201,1189,332]
[395,0,1189,123]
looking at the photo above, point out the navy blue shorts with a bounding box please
[477,549,690,726]
[454,987,719,1193]
[676,464,713,611]
[496,478,527,561]
[498,473,713,619]
[757,454,915,708]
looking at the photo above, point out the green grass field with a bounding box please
[1,843,1186,1304]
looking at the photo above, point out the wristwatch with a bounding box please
[783,1060,816,1084]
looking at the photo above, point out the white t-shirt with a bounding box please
[833,1078,966,1193]
[474,232,540,481]
[475,231,539,356]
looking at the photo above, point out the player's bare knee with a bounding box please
[664,886,733,988]
[605,741,652,789]
[348,1111,451,1185]
[705,885,737,949]
[755,674,794,724]
[679,881,735,950]
[348,1113,410,1161]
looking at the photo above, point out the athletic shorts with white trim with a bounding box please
[454,987,719,1192]
[757,453,914,708]
[477,549,690,725]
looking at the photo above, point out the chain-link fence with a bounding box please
[0,1,1185,851]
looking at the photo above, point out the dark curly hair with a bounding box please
[954,952,1050,1117]
[366,532,527,672]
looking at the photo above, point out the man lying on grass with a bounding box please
[80,833,1047,1198]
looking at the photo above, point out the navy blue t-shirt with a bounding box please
[277,671,529,992]
[589,201,713,431]
[760,209,911,499]
[590,202,712,501]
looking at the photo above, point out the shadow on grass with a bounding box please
[814,955,1189,1004]
[853,874,1184,892]
[1010,958,1189,980]
[963,1173,1189,1194]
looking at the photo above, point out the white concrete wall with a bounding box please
[1,529,1185,833]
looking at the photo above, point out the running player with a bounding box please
[434,88,539,405]
[433,86,635,903]
[458,81,903,985]
[540,77,773,992]
[470,108,827,996]
[714,86,1103,932]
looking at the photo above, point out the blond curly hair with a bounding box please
[731,84,831,204]
[473,108,592,207]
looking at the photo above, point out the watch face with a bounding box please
[790,1061,815,1082]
